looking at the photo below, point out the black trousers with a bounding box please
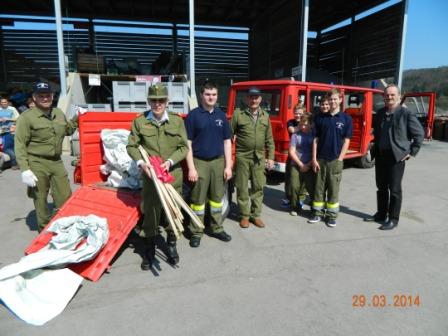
[375,151,405,221]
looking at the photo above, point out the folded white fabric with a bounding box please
[0,215,109,326]
[0,215,109,280]
[0,268,83,326]
[100,129,141,189]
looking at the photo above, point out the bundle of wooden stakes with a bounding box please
[138,146,204,239]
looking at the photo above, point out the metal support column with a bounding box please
[88,18,96,51]
[300,0,309,82]
[189,0,196,99]
[396,0,409,90]
[173,23,178,53]
[0,25,7,87]
[54,0,67,96]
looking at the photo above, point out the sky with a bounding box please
[403,0,447,69]
[0,0,446,70]
[319,0,447,70]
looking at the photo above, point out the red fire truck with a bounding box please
[226,80,435,170]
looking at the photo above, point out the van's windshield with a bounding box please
[234,89,282,116]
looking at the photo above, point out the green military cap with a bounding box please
[148,84,168,99]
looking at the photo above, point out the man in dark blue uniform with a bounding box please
[310,89,353,227]
[185,81,233,247]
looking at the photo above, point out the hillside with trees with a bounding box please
[402,66,448,113]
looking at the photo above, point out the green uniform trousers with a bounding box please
[28,155,72,232]
[284,158,292,200]
[142,165,183,241]
[189,157,225,237]
[288,165,315,211]
[285,158,307,204]
[235,156,265,220]
[312,159,343,219]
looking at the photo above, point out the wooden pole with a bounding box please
[166,184,204,229]
[138,146,180,239]
[138,145,204,231]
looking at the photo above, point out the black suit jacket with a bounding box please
[372,105,424,162]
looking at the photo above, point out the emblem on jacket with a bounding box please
[336,122,344,129]
[215,119,223,127]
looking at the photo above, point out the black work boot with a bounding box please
[141,238,156,271]
[166,232,179,265]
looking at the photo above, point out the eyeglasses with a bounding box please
[150,99,167,104]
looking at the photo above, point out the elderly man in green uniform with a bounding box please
[14,82,80,232]
[231,87,275,228]
[127,84,188,270]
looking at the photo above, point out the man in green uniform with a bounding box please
[14,82,80,232]
[231,87,275,228]
[127,84,188,270]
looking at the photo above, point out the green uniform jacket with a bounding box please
[231,107,275,161]
[127,111,188,165]
[15,107,78,171]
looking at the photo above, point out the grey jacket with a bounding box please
[372,105,424,162]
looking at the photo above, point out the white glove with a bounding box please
[21,170,38,187]
[76,106,88,115]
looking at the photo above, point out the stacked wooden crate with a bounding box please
[77,53,105,74]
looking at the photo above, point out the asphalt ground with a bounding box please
[0,140,447,336]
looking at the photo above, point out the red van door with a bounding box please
[401,92,436,140]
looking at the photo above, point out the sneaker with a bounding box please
[289,210,298,216]
[280,199,290,208]
[307,216,321,223]
[327,219,337,227]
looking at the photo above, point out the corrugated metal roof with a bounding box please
[1,19,248,86]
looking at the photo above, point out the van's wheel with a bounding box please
[356,144,375,168]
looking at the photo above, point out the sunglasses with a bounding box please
[150,99,167,103]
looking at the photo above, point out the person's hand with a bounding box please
[188,167,199,182]
[224,167,232,181]
[266,159,274,171]
[137,160,151,178]
[312,159,320,172]
[300,163,310,173]
[161,160,171,172]
[21,170,38,187]
[401,154,411,161]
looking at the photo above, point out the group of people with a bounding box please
[285,85,423,231]
[126,82,277,269]
[0,93,36,172]
[11,80,424,272]
[0,97,21,171]
[285,89,352,227]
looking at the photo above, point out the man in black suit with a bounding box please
[364,84,424,230]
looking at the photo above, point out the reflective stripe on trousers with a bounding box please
[190,203,205,216]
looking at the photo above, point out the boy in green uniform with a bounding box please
[288,112,315,216]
